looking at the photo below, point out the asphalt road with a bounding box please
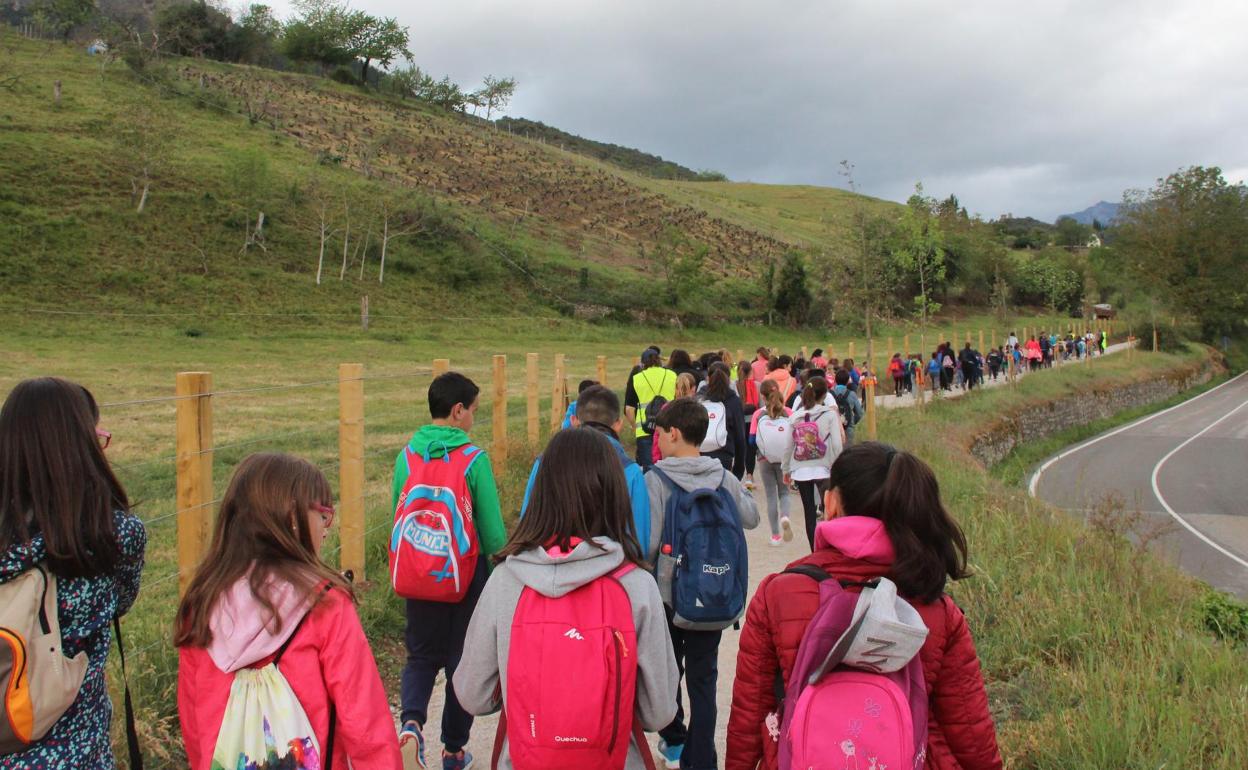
[1030,370,1248,600]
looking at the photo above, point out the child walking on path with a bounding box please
[392,372,506,770]
[784,377,843,550]
[725,443,1002,770]
[0,379,147,770]
[454,428,680,770]
[175,453,400,770]
[645,398,759,770]
[750,379,794,546]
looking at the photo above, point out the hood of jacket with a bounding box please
[205,574,315,673]
[652,455,730,492]
[814,516,895,565]
[407,424,473,461]
[505,538,625,598]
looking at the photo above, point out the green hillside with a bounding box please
[0,32,903,327]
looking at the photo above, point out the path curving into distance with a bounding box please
[1030,370,1248,599]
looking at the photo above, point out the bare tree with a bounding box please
[227,149,272,253]
[377,199,422,284]
[115,99,170,214]
[304,171,337,284]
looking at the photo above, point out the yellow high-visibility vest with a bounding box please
[632,366,677,437]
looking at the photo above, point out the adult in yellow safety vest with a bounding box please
[624,348,677,468]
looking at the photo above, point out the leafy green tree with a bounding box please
[225,4,281,65]
[773,251,812,327]
[890,183,947,329]
[156,1,230,58]
[1114,166,1248,339]
[349,15,410,83]
[475,75,516,120]
[1012,247,1082,313]
[281,0,358,71]
[31,0,95,41]
[1055,216,1092,247]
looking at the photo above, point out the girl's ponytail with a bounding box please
[828,442,969,603]
[800,376,828,411]
[760,379,784,419]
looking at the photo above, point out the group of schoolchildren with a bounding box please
[0,361,1003,770]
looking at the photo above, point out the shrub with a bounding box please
[1198,589,1248,646]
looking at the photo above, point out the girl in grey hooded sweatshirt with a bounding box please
[454,428,680,770]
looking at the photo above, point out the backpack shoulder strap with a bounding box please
[781,564,831,582]
[113,617,143,770]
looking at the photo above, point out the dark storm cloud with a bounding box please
[267,0,1248,220]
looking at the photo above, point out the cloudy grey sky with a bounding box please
[267,0,1248,220]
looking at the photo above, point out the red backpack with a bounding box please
[494,563,657,770]
[389,445,482,602]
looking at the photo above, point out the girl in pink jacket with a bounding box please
[175,453,402,770]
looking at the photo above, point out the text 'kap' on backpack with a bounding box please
[390,444,483,602]
[650,467,748,631]
[770,567,929,770]
[494,564,657,770]
[0,565,88,756]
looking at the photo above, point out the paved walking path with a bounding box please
[409,338,1136,766]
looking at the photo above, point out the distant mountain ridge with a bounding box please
[1058,201,1121,226]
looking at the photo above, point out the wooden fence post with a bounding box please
[979,329,985,354]
[550,354,566,431]
[360,295,369,331]
[864,376,877,440]
[433,358,450,377]
[737,349,745,367]
[848,341,855,361]
[337,363,365,581]
[801,346,809,360]
[886,337,894,358]
[176,372,213,597]
[526,353,540,445]
[903,335,910,357]
[597,355,608,385]
[493,355,508,466]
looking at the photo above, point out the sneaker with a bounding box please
[399,721,426,770]
[780,517,794,542]
[769,534,783,547]
[442,750,474,770]
[657,739,683,770]
[743,478,756,491]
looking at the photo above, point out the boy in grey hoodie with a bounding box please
[454,427,679,770]
[643,398,759,770]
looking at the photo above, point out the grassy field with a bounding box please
[877,343,1248,768]
[0,317,1237,766]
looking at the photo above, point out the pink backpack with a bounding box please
[495,563,656,770]
[776,566,929,770]
[389,445,482,602]
[791,410,829,462]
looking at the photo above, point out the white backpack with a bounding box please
[699,399,729,452]
[755,415,792,464]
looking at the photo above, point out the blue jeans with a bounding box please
[400,559,487,752]
[635,435,654,469]
[658,609,723,770]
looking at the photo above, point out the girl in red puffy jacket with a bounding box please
[726,442,1002,770]
[175,453,402,770]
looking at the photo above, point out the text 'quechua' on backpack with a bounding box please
[495,563,656,770]
[771,567,929,770]
[390,444,483,602]
[0,564,88,756]
[650,467,748,631]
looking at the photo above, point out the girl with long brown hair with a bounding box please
[0,378,146,770]
[749,379,794,546]
[175,453,400,770]
[453,428,679,769]
[728,443,999,770]
[784,376,843,549]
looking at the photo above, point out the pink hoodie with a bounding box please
[812,515,895,563]
[177,576,402,770]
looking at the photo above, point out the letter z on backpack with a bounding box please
[650,467,748,631]
[499,564,655,770]
[390,444,483,602]
[0,565,88,756]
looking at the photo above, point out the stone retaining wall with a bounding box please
[969,355,1222,467]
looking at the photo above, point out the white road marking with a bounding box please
[1027,370,1248,498]
[1149,398,1248,570]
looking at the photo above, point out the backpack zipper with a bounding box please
[0,628,28,690]
[607,628,623,754]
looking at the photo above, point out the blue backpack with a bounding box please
[649,467,748,631]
